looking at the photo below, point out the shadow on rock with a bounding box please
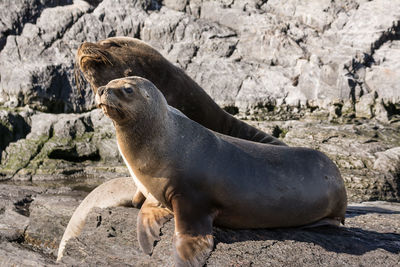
[346,205,400,218]
[214,225,400,256]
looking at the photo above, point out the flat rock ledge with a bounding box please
[0,183,399,266]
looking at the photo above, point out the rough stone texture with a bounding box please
[1,182,399,266]
[41,201,400,266]
[0,108,31,156]
[0,0,399,119]
[0,108,127,181]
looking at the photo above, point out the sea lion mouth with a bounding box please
[79,55,102,66]
[78,48,113,67]
[98,102,125,119]
[75,47,114,94]
[97,102,125,119]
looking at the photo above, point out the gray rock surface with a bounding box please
[61,202,400,266]
[0,0,399,120]
[1,182,399,266]
[0,108,127,181]
[0,108,31,156]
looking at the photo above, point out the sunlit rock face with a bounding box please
[0,0,399,120]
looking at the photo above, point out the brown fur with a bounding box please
[96,77,347,267]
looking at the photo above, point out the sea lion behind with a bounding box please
[76,36,286,146]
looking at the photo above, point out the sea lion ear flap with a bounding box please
[137,195,173,255]
[124,68,134,77]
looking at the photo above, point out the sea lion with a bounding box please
[75,36,286,146]
[93,76,347,266]
[74,36,287,217]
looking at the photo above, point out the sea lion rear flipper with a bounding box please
[132,189,146,208]
[171,197,215,267]
[137,195,173,255]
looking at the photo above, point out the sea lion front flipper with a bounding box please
[137,195,173,255]
[171,197,215,267]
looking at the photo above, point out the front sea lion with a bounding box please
[94,77,347,266]
[76,36,286,146]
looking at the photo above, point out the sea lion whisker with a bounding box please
[74,62,85,95]
[99,52,113,66]
[91,49,113,66]
[80,47,112,65]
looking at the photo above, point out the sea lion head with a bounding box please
[76,37,164,94]
[95,76,167,126]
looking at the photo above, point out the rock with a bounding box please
[58,201,400,266]
[0,183,87,266]
[374,147,400,175]
[0,0,93,112]
[0,0,152,113]
[25,193,84,255]
[0,0,399,117]
[0,0,73,51]
[355,93,376,119]
[0,109,125,181]
[163,0,188,12]
[235,68,295,112]
[0,108,31,156]
[0,184,43,242]
[365,40,400,118]
[0,242,56,266]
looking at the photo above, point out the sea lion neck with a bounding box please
[114,113,171,162]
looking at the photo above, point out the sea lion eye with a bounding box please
[124,87,133,94]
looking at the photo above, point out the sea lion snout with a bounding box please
[95,85,122,119]
[95,85,109,106]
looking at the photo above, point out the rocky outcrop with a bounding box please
[1,182,399,266]
[0,108,127,181]
[0,0,399,120]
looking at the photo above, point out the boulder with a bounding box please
[0,109,126,181]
